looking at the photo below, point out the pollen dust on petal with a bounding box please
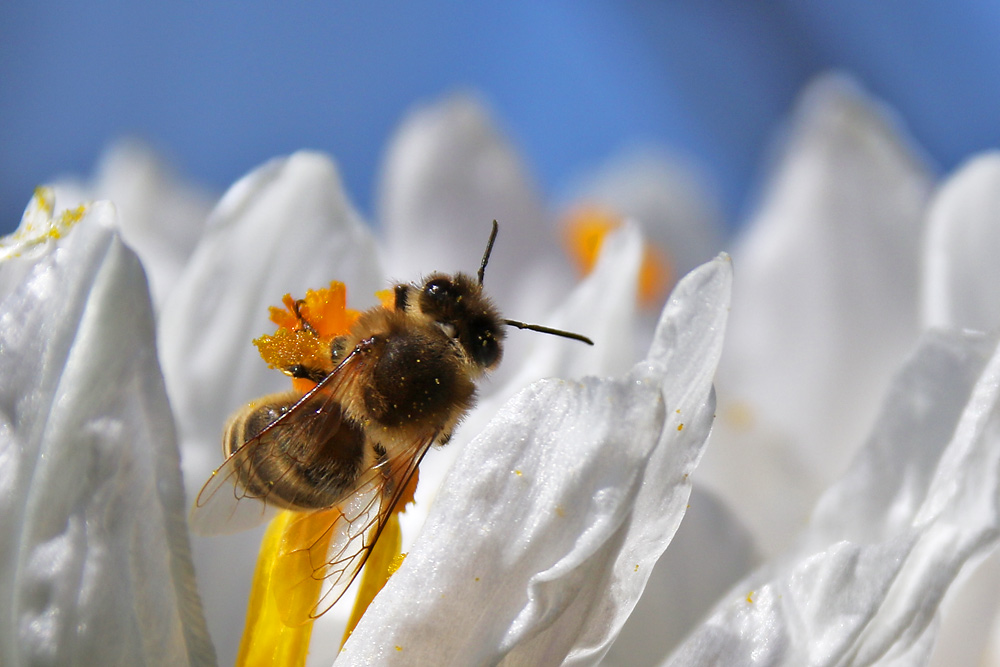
[1,188,88,261]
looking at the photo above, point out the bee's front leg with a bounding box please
[284,364,329,384]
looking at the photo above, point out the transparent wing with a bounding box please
[275,428,435,621]
[188,459,284,535]
[189,345,368,536]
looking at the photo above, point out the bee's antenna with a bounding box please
[503,319,594,346]
[483,220,592,345]
[478,220,500,286]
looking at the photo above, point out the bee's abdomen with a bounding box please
[225,394,367,510]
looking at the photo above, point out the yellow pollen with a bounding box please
[375,288,395,309]
[34,186,54,214]
[60,204,86,225]
[1,189,87,261]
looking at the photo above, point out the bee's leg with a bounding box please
[373,442,394,497]
[291,298,319,336]
[284,364,328,383]
[393,284,409,311]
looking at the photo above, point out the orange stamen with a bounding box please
[298,281,360,338]
[562,204,674,307]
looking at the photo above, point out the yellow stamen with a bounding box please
[236,508,340,666]
[561,204,674,307]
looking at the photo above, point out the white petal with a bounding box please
[0,203,213,664]
[922,152,1000,331]
[498,221,644,396]
[158,151,382,664]
[339,255,732,666]
[927,551,1000,665]
[706,74,933,554]
[379,94,568,311]
[601,488,758,667]
[667,328,1000,666]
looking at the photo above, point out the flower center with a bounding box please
[561,204,674,306]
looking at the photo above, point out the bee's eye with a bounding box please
[472,328,501,369]
[424,278,455,302]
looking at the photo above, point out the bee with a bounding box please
[190,221,592,619]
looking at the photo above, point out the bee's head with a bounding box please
[415,272,505,370]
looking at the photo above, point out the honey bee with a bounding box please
[190,221,592,619]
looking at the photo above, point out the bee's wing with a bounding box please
[275,428,436,621]
[189,347,367,536]
[187,457,284,535]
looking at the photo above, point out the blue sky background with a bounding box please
[3,2,999,234]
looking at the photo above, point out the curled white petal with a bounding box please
[0,203,213,665]
[668,328,1000,666]
[51,140,217,309]
[558,149,725,280]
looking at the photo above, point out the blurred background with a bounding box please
[3,1,999,234]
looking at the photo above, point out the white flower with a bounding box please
[0,96,732,666]
[7,77,1000,667]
